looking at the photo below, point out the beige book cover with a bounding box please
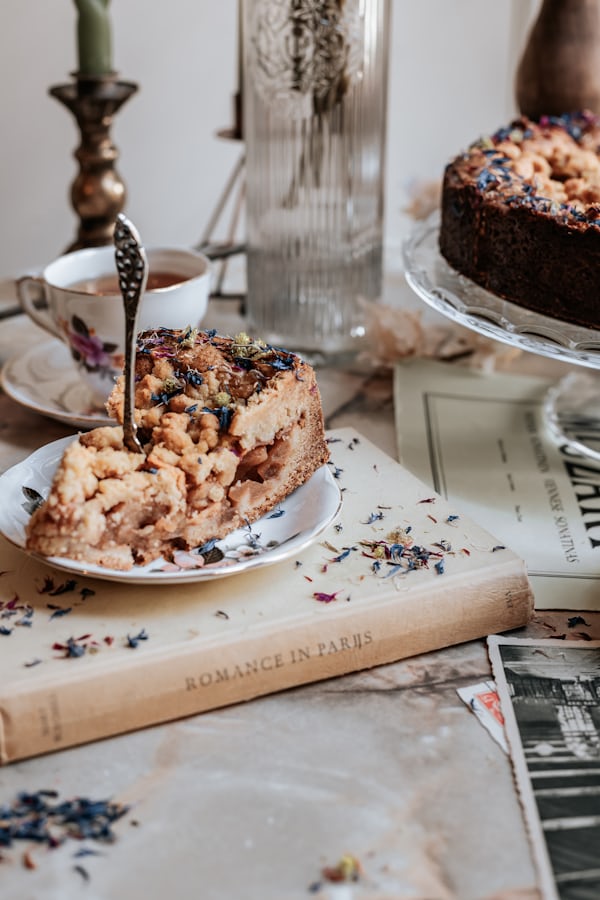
[394,359,600,611]
[0,428,533,764]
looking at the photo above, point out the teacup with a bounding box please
[17,245,211,408]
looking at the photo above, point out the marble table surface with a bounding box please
[0,275,596,900]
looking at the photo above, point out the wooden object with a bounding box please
[516,0,600,118]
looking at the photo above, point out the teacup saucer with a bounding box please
[1,338,113,429]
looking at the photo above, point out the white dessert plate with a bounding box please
[1,339,112,429]
[0,436,342,585]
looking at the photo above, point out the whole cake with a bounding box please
[439,111,600,329]
[26,329,330,570]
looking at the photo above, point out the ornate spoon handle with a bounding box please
[114,213,148,454]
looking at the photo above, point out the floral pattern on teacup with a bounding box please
[62,315,122,380]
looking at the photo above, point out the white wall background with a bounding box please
[0,0,539,277]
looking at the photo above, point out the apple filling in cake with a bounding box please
[25,329,330,570]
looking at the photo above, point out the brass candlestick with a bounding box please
[49,74,138,252]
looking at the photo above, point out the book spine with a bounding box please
[0,560,534,765]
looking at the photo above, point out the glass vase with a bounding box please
[242,0,391,359]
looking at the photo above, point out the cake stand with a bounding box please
[402,212,600,461]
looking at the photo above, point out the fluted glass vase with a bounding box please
[242,0,390,358]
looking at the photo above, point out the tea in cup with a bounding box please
[17,245,211,407]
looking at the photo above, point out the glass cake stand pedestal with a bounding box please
[402,212,600,461]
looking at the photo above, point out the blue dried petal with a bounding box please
[332,547,355,562]
[49,579,78,596]
[197,538,218,554]
[232,356,256,371]
[388,543,405,561]
[269,356,294,371]
[202,405,233,431]
[65,638,86,657]
[151,385,184,405]
[493,127,510,141]
[185,369,204,386]
[126,628,149,648]
[217,406,233,429]
[477,168,498,191]
[49,607,72,620]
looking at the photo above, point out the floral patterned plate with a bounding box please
[0,436,342,585]
[1,339,112,430]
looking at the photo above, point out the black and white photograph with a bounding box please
[490,637,600,900]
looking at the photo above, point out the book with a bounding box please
[0,427,533,765]
[394,359,600,611]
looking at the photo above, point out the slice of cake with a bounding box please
[25,329,330,570]
[439,111,600,329]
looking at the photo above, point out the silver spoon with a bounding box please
[113,213,148,454]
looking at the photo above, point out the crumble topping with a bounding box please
[451,111,600,225]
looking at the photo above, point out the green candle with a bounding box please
[74,0,113,76]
